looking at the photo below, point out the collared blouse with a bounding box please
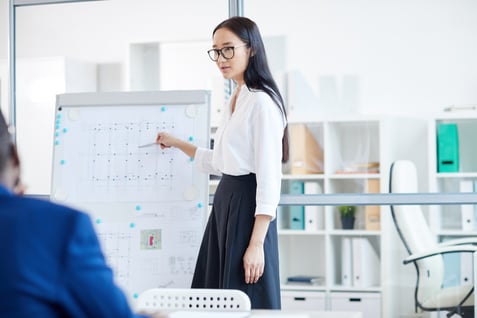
[194,85,286,219]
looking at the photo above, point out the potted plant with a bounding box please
[339,205,356,229]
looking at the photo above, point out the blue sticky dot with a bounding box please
[188,136,194,142]
[130,223,135,228]
[133,293,139,299]
[56,119,60,125]
[161,106,166,112]
[63,128,68,133]
[55,140,59,146]
[135,205,141,211]
[55,124,60,129]
[96,219,101,224]
[197,202,203,208]
[56,114,61,119]
[189,157,194,162]
[60,160,65,165]
[55,132,59,137]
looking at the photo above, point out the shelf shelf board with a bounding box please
[434,113,477,121]
[208,179,220,186]
[330,230,381,236]
[435,172,477,178]
[282,174,325,180]
[328,173,381,179]
[281,284,326,291]
[329,285,382,292]
[436,230,477,237]
[278,229,326,236]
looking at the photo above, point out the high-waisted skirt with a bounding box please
[191,173,281,309]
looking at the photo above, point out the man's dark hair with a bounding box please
[0,111,12,173]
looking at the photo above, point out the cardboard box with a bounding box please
[365,179,381,230]
[289,124,323,174]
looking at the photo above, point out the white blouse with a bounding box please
[194,85,286,219]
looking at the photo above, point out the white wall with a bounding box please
[0,0,7,59]
[247,0,477,116]
[13,0,223,62]
[0,0,9,117]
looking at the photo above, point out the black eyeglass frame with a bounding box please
[207,45,248,62]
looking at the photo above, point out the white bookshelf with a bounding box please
[277,118,385,317]
[278,116,429,317]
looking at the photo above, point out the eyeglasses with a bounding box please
[207,45,248,62]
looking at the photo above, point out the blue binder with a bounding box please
[289,181,305,229]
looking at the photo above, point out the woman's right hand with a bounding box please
[156,132,178,149]
[156,131,198,159]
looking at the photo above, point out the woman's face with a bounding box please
[212,27,250,85]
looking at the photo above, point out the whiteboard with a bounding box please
[50,90,210,301]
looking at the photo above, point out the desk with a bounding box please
[166,310,362,318]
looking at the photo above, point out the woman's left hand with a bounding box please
[243,242,265,284]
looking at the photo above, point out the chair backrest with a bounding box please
[135,288,251,312]
[389,160,444,304]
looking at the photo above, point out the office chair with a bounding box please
[135,288,251,312]
[389,160,477,318]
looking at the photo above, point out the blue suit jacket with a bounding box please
[0,185,146,318]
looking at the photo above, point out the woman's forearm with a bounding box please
[174,139,197,158]
[249,214,272,246]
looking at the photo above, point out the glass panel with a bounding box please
[12,0,227,194]
[244,1,477,316]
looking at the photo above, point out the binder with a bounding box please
[460,180,475,231]
[437,123,459,172]
[341,237,353,286]
[289,180,305,230]
[352,237,380,287]
[304,181,324,231]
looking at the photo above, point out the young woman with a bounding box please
[156,16,288,309]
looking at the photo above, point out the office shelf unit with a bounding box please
[278,118,384,318]
[427,115,477,236]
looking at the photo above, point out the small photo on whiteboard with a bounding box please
[140,229,162,250]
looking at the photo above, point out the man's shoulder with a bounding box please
[13,195,86,220]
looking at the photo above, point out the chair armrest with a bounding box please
[403,245,477,265]
[438,237,477,247]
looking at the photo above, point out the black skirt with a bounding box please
[191,173,281,309]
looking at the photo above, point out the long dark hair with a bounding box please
[213,16,289,163]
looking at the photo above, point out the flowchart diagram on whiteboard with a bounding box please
[50,90,210,300]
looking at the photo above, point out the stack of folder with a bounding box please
[341,237,380,287]
[287,275,324,286]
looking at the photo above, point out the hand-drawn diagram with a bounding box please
[50,91,210,301]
